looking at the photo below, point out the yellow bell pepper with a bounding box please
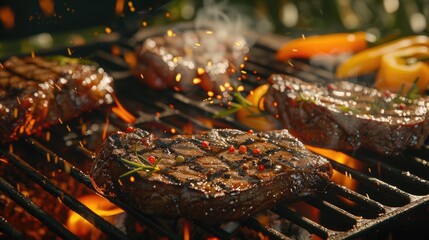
[276,32,368,61]
[336,35,429,78]
[374,46,429,94]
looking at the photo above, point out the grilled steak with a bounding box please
[133,30,248,93]
[265,74,429,156]
[90,128,332,225]
[0,56,114,142]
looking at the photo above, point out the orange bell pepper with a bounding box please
[336,35,429,78]
[374,46,429,94]
[276,32,368,61]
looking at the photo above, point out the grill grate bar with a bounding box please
[305,198,358,221]
[0,177,79,240]
[26,137,182,240]
[242,217,293,240]
[272,203,329,239]
[357,154,429,191]
[328,182,385,212]
[328,159,411,201]
[0,214,25,240]
[0,149,132,240]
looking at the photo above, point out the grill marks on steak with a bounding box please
[265,74,429,156]
[90,128,332,225]
[0,56,114,142]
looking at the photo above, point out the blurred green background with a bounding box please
[0,0,428,58]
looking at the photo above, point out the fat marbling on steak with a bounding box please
[0,56,114,142]
[265,74,429,156]
[90,128,332,225]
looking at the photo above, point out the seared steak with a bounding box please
[265,74,429,156]
[0,56,114,142]
[133,30,248,93]
[90,128,332,225]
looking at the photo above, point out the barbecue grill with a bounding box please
[1,3,429,240]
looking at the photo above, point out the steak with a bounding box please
[133,30,248,93]
[265,74,429,156]
[90,128,332,225]
[0,56,114,142]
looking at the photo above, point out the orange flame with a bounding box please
[0,6,15,29]
[183,220,190,240]
[306,145,363,192]
[67,194,124,239]
[39,0,55,16]
[115,0,125,15]
[112,95,136,124]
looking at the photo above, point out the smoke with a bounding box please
[191,0,256,68]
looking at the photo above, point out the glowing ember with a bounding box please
[176,73,182,82]
[197,67,205,75]
[66,194,124,239]
[127,1,135,12]
[105,27,112,34]
[166,29,174,37]
[192,78,202,85]
[102,115,109,140]
[112,95,136,124]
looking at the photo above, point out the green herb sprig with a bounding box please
[392,78,421,104]
[213,91,267,118]
[45,55,99,67]
[119,142,160,179]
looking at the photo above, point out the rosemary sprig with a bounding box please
[392,78,421,104]
[213,91,260,118]
[339,105,361,114]
[119,142,160,179]
[45,55,99,67]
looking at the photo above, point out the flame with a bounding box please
[124,52,137,69]
[0,6,14,29]
[112,95,136,124]
[39,0,55,16]
[67,194,124,239]
[306,145,363,192]
[115,0,125,15]
[183,220,190,240]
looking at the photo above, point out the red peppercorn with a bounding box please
[239,145,247,153]
[253,148,261,155]
[247,129,254,134]
[148,155,156,165]
[258,164,265,171]
[327,83,337,91]
[228,146,235,153]
[201,141,209,148]
[126,126,134,133]
[383,90,392,98]
[399,103,406,110]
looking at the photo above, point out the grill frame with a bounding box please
[1,23,429,239]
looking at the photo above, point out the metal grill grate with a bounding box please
[1,24,429,239]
